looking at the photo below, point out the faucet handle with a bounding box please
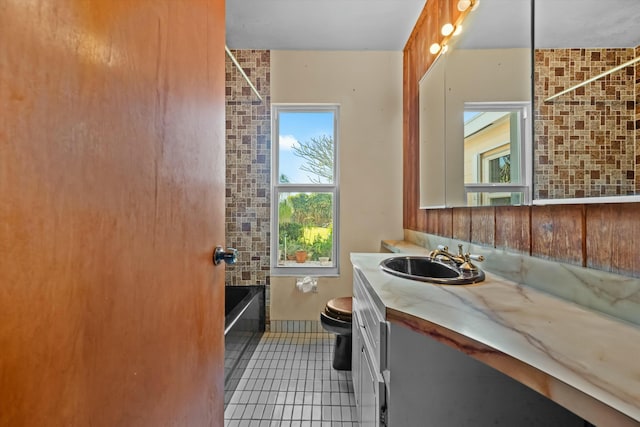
[468,254,485,262]
[460,253,478,272]
[459,250,485,272]
[457,243,484,262]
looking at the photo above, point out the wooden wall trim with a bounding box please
[403,0,461,230]
[408,203,640,278]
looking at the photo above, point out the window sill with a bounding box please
[270,262,339,277]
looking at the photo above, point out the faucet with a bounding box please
[429,244,484,272]
[428,244,465,265]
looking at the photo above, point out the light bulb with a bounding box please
[457,0,471,11]
[472,0,480,10]
[441,45,449,54]
[441,23,454,36]
[429,43,441,55]
[453,25,462,36]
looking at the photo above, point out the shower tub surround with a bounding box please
[365,232,640,425]
[225,50,272,324]
[225,49,271,286]
[534,46,640,199]
[224,285,265,407]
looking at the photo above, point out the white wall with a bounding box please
[270,50,403,320]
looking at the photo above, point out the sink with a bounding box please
[379,256,485,285]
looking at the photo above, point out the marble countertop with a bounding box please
[351,251,640,426]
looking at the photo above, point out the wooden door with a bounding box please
[0,0,226,425]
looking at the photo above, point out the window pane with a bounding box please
[464,110,519,185]
[277,191,334,267]
[278,111,335,184]
[466,191,524,206]
[488,154,511,183]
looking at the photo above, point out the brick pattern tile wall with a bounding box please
[225,50,272,323]
[534,47,638,199]
[636,45,640,193]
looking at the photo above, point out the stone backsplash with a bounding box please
[391,230,640,327]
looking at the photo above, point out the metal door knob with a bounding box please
[213,246,237,265]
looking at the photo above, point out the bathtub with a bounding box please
[224,285,265,407]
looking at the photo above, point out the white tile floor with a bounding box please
[224,331,359,427]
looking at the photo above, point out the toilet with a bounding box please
[320,296,352,371]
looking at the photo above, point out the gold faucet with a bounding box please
[428,245,464,265]
[429,244,484,272]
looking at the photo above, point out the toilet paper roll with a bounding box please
[296,276,317,293]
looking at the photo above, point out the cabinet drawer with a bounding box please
[353,267,387,371]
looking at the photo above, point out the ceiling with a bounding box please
[226,0,640,51]
[225,0,426,50]
[535,0,640,49]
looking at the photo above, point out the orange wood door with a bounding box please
[0,1,226,425]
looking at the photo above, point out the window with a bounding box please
[463,102,531,206]
[483,151,510,184]
[271,105,339,276]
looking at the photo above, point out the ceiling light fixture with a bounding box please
[441,23,454,36]
[457,0,471,12]
[429,0,477,57]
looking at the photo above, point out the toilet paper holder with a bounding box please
[296,276,318,293]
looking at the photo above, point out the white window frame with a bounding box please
[271,104,340,277]
[474,145,512,205]
[463,101,532,205]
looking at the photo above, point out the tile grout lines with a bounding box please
[224,331,359,427]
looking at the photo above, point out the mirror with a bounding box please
[419,0,532,208]
[419,55,447,208]
[533,0,640,201]
[419,0,640,207]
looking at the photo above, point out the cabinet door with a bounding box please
[352,312,362,410]
[360,346,376,427]
[361,343,386,427]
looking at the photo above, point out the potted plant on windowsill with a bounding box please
[318,256,330,265]
[286,242,308,263]
[311,234,332,265]
[294,243,308,263]
[286,242,298,261]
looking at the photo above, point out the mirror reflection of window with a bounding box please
[464,110,517,185]
[485,152,510,184]
[463,103,530,206]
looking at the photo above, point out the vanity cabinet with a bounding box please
[352,265,584,427]
[352,268,387,427]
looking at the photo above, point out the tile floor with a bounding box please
[224,331,359,426]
